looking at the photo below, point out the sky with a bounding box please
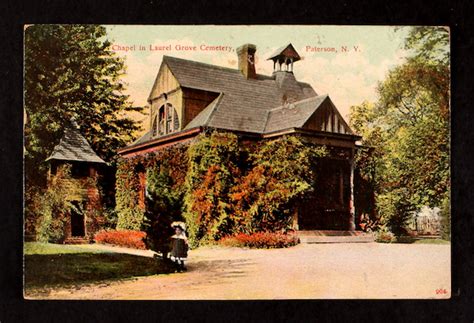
[105,25,411,125]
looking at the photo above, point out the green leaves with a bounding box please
[115,158,144,231]
[403,26,450,66]
[24,25,144,188]
[231,136,327,234]
[349,27,450,235]
[184,132,241,247]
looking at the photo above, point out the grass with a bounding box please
[24,242,175,292]
[413,238,450,245]
[24,242,104,255]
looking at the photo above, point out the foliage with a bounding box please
[94,230,147,250]
[440,193,451,241]
[219,232,299,249]
[403,26,450,66]
[184,132,241,247]
[142,146,188,256]
[376,188,415,236]
[374,227,396,243]
[115,133,327,248]
[231,136,327,233]
[114,145,188,253]
[24,25,143,188]
[102,207,119,229]
[24,186,44,238]
[349,27,450,236]
[34,165,82,243]
[115,158,144,230]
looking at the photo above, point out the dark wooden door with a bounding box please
[298,158,351,230]
[70,202,85,237]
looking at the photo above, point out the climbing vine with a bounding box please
[115,144,189,251]
[115,158,144,230]
[231,136,327,233]
[115,132,328,248]
[183,132,241,247]
[33,164,104,243]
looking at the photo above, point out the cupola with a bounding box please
[267,43,301,73]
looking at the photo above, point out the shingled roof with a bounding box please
[46,122,106,164]
[264,95,329,133]
[159,56,317,133]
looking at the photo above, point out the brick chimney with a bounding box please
[236,44,257,79]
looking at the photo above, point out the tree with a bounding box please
[24,25,143,188]
[403,26,450,66]
[143,164,184,257]
[349,27,450,235]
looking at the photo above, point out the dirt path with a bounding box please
[26,243,451,300]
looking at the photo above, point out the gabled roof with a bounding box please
[264,95,328,133]
[184,93,223,130]
[160,56,316,133]
[126,53,358,152]
[46,123,106,164]
[130,129,153,147]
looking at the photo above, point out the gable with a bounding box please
[264,95,326,133]
[303,97,353,135]
[148,61,181,102]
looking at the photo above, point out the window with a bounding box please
[173,109,180,131]
[71,163,90,178]
[158,106,165,135]
[152,116,157,136]
[166,104,173,133]
[155,103,179,136]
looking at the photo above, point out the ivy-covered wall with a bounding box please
[31,163,106,243]
[115,132,328,248]
[115,158,146,230]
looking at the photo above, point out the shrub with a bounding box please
[374,228,396,243]
[94,230,147,250]
[440,194,450,241]
[218,232,299,249]
[142,163,185,257]
[376,188,415,236]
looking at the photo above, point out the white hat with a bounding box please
[171,221,186,231]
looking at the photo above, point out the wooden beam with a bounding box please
[349,152,356,231]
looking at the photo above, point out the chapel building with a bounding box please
[118,43,371,231]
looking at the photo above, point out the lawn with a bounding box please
[24,242,175,292]
[412,238,450,245]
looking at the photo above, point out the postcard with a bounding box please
[23,25,450,299]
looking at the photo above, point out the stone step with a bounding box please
[297,230,374,243]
